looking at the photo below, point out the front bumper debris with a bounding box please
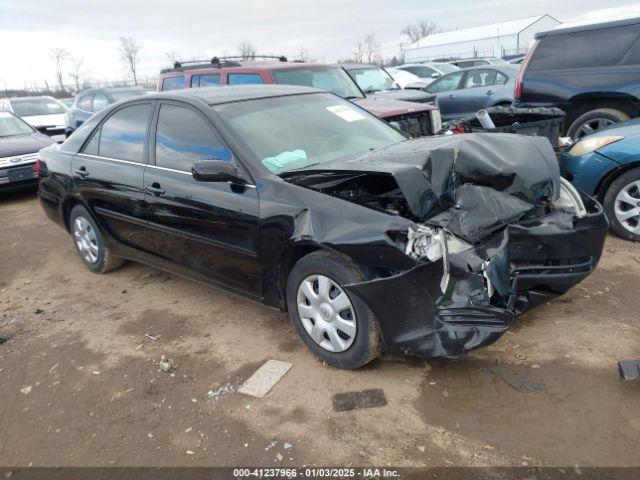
[344,192,608,359]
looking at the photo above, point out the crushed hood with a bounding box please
[284,133,562,243]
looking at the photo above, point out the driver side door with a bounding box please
[140,101,262,296]
[426,71,464,119]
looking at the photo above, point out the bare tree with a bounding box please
[295,45,309,62]
[164,50,180,66]
[363,33,381,64]
[69,57,84,92]
[401,20,439,44]
[50,48,70,93]
[237,41,256,60]
[353,40,366,63]
[119,36,142,85]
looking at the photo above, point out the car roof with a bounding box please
[340,63,379,70]
[537,15,640,38]
[160,60,328,75]
[455,64,519,73]
[146,84,323,105]
[5,96,55,102]
[76,86,146,96]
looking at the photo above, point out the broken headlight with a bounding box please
[405,225,473,262]
[553,177,587,218]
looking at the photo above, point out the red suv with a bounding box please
[157,56,441,137]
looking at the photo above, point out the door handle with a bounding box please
[486,90,494,95]
[144,184,166,196]
[74,167,89,177]
[448,94,455,99]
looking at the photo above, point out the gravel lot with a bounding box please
[1,189,639,468]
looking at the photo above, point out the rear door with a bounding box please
[426,71,465,119]
[71,101,154,250]
[140,100,262,295]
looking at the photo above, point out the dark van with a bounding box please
[515,16,640,138]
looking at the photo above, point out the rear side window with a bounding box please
[162,76,186,91]
[154,104,231,172]
[529,25,640,70]
[191,74,221,87]
[228,73,264,85]
[464,69,498,88]
[98,104,152,163]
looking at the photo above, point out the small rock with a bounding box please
[283,442,292,450]
[417,446,426,453]
[20,386,32,395]
[91,371,100,375]
[34,308,44,315]
[276,453,283,461]
[159,355,175,373]
[186,450,195,455]
[359,450,366,457]
[147,432,154,439]
[121,290,127,294]
[442,390,449,397]
[531,364,540,369]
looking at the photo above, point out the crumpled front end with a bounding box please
[343,189,608,360]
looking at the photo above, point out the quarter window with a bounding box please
[98,104,152,163]
[162,75,186,91]
[228,73,264,85]
[92,92,109,112]
[154,104,231,172]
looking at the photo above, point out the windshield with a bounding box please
[110,89,147,101]
[435,63,460,74]
[347,67,397,93]
[214,93,405,174]
[10,97,67,116]
[0,112,34,137]
[272,66,363,99]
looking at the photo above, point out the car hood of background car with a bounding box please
[366,89,436,104]
[282,133,561,243]
[583,118,640,164]
[21,113,66,128]
[0,132,55,158]
[352,97,437,118]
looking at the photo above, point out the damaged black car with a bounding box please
[37,85,608,369]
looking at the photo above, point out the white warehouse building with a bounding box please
[404,14,561,62]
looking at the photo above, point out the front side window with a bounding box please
[98,103,152,163]
[162,76,186,91]
[347,67,396,93]
[78,95,93,111]
[10,97,67,116]
[214,93,405,174]
[272,67,363,99]
[191,75,221,87]
[228,73,264,85]
[427,71,464,92]
[155,104,231,171]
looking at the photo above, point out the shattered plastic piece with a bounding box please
[618,360,640,381]
[20,386,32,395]
[332,389,388,412]
[237,360,292,398]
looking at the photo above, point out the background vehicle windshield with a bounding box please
[215,93,405,174]
[10,97,67,116]
[110,90,147,101]
[273,67,363,99]
[348,67,397,93]
[0,112,34,136]
[436,63,460,74]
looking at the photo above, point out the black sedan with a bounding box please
[37,85,607,369]
[1,112,55,192]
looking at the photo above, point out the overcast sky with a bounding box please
[1,0,639,90]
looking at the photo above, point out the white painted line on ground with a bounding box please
[237,360,293,398]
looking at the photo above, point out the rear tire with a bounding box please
[286,250,381,369]
[567,108,630,139]
[69,205,124,273]
[603,168,640,242]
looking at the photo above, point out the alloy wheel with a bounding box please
[614,180,640,235]
[574,118,616,138]
[296,274,357,352]
[73,216,99,264]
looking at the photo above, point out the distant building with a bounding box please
[405,14,561,62]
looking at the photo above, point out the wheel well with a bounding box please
[61,197,83,232]
[276,244,323,310]
[595,161,640,201]
[565,95,640,126]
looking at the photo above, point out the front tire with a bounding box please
[567,108,630,139]
[603,168,640,242]
[69,205,124,273]
[286,251,381,369]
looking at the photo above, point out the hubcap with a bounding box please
[614,180,640,235]
[574,117,616,139]
[296,274,356,352]
[73,216,99,264]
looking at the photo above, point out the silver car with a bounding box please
[395,62,461,84]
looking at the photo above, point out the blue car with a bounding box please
[424,65,519,120]
[560,119,640,241]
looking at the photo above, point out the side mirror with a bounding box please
[192,159,247,184]
[431,72,441,79]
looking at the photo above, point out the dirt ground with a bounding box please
[1,189,639,468]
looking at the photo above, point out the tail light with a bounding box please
[514,40,538,102]
[34,157,40,174]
